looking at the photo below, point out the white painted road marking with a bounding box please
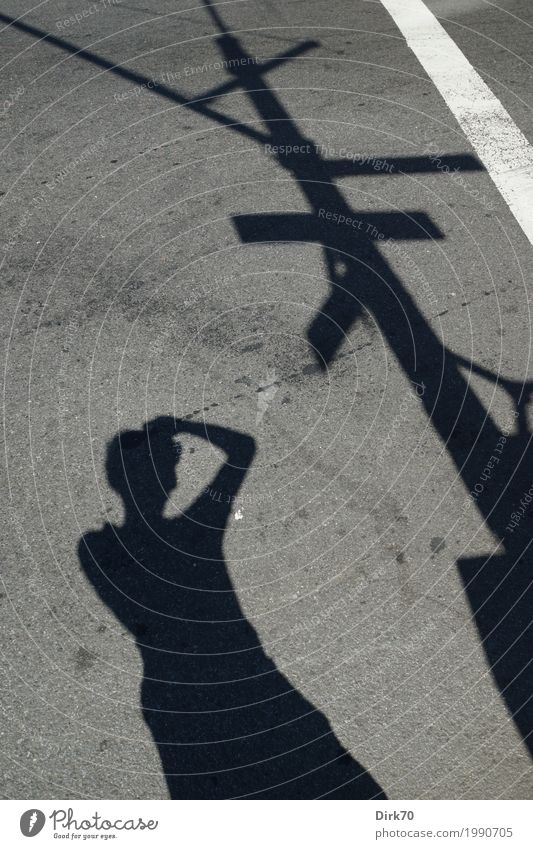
[381,0,533,246]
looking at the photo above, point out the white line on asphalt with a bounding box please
[380,0,533,246]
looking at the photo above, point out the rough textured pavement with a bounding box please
[1,0,533,799]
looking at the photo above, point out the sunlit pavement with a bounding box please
[1,0,533,799]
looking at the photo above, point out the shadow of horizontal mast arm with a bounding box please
[326,153,485,178]
[0,12,271,146]
[233,211,444,243]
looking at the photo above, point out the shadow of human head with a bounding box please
[106,416,181,523]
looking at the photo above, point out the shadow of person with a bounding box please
[78,417,386,799]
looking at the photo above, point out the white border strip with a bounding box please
[4,799,533,847]
[380,0,533,246]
